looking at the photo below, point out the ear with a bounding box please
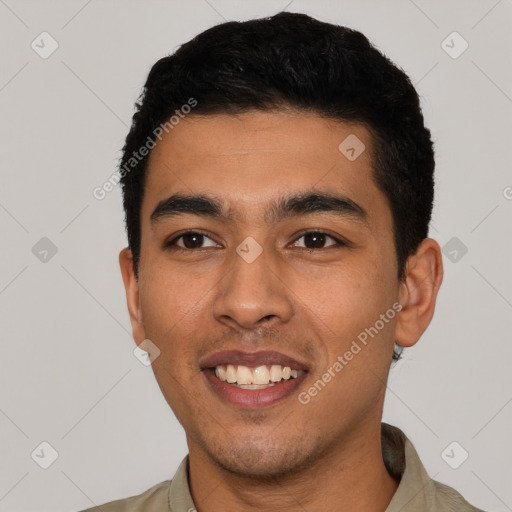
[395,238,444,348]
[119,248,146,345]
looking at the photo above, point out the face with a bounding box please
[122,111,405,477]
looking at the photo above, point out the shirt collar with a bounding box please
[168,423,437,512]
[382,423,437,511]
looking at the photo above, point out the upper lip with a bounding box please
[200,350,309,371]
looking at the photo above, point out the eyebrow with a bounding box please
[150,191,367,225]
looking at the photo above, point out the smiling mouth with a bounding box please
[200,350,309,407]
[210,364,305,389]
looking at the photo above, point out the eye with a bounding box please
[290,231,345,250]
[165,231,219,250]
[164,230,347,252]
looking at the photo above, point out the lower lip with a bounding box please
[203,369,307,408]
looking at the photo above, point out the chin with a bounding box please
[203,435,320,480]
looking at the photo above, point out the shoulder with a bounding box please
[433,480,486,512]
[77,480,171,512]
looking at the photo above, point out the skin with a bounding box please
[119,111,443,512]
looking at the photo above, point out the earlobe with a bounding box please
[395,238,444,348]
[119,248,146,343]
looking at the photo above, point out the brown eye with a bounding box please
[180,233,204,249]
[166,232,219,250]
[291,231,343,249]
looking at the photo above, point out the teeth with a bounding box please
[253,365,270,385]
[226,364,237,383]
[270,365,282,382]
[236,365,252,385]
[215,366,226,381]
[213,364,304,385]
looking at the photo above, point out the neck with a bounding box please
[187,421,398,512]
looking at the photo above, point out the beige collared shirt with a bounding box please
[79,423,484,512]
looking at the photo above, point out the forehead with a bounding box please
[141,111,389,225]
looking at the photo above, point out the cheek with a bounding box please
[138,273,206,420]
[306,268,398,413]
[309,258,395,321]
[137,269,206,370]
[299,255,398,368]
[139,261,203,322]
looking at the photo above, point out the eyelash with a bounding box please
[164,230,347,252]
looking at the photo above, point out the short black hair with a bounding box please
[119,12,435,285]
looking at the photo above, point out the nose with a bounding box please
[212,245,294,331]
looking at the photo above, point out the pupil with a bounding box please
[183,233,203,249]
[305,232,325,249]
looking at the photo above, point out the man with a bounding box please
[83,11,484,512]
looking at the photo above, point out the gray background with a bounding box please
[0,0,511,511]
